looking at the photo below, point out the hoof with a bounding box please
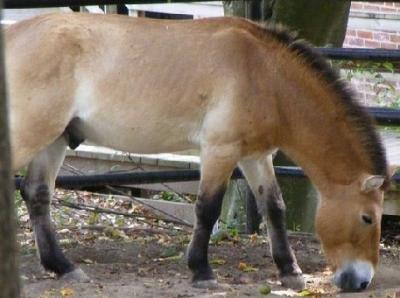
[280,274,305,290]
[60,268,90,283]
[192,279,219,289]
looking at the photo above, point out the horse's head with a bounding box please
[315,175,386,292]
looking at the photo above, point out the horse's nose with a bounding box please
[334,271,370,291]
[333,260,374,292]
[360,281,369,290]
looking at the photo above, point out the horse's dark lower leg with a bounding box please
[239,156,304,290]
[21,137,88,281]
[262,182,304,287]
[21,182,74,275]
[187,187,226,285]
[187,148,237,288]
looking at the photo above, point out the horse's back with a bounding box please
[6,13,280,169]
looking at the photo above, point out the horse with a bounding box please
[5,13,389,292]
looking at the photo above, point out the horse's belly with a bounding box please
[80,116,200,154]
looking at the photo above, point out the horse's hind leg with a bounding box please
[239,155,305,290]
[188,147,238,288]
[20,137,89,282]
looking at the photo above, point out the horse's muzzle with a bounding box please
[333,260,374,291]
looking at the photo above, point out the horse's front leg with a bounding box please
[239,155,305,290]
[187,146,238,288]
[20,137,89,282]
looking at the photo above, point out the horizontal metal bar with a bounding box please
[14,166,305,190]
[14,165,400,190]
[317,47,400,61]
[368,107,400,125]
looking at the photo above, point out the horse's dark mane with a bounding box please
[258,23,388,177]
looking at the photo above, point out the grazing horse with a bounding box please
[5,13,389,292]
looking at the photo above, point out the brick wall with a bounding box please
[342,2,400,107]
[343,2,400,49]
[351,1,400,13]
[344,29,400,49]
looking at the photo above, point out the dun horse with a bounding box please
[6,13,389,292]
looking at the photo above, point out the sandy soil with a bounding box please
[20,232,400,298]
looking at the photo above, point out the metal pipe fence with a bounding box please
[13,166,400,190]
[13,167,304,190]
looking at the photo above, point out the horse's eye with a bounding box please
[362,214,373,225]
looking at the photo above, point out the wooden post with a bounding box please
[0,4,20,296]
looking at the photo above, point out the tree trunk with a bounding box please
[270,0,351,47]
[223,0,351,46]
[223,0,273,22]
[0,1,20,294]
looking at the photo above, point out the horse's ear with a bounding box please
[360,175,385,193]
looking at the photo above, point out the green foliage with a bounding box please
[160,191,179,201]
[16,168,27,177]
[88,212,100,225]
[155,191,187,202]
[115,216,126,227]
[228,227,240,238]
[210,226,240,244]
[103,227,128,240]
[259,285,272,295]
[334,60,400,108]
[14,191,23,208]
[291,223,301,232]
[160,246,178,258]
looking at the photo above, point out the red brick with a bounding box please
[363,4,381,11]
[380,42,397,49]
[348,38,365,47]
[357,30,373,39]
[373,32,391,42]
[351,2,363,10]
[384,2,395,7]
[390,34,400,43]
[381,7,397,12]
[365,40,381,48]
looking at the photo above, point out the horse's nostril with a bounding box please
[360,281,369,290]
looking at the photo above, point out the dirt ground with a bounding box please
[15,189,400,297]
[20,232,400,298]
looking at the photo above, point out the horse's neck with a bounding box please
[276,79,370,191]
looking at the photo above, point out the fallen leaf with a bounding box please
[82,258,94,264]
[238,262,258,272]
[210,258,226,265]
[298,288,325,296]
[157,252,184,262]
[60,287,74,297]
[250,233,259,244]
